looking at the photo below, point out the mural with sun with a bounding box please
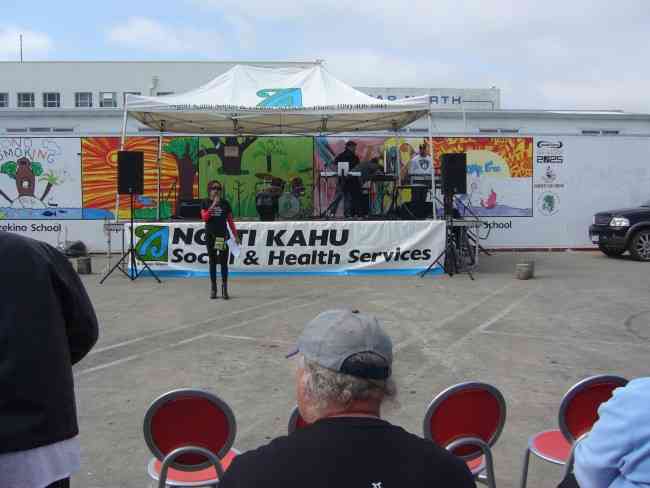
[81,136,199,219]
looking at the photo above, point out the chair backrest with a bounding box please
[558,375,627,442]
[423,382,506,459]
[143,389,236,471]
[288,405,310,434]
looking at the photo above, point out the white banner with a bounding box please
[127,220,446,276]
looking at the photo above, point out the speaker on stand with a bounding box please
[100,151,161,284]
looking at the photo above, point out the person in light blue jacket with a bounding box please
[573,377,650,488]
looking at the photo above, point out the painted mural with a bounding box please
[434,137,533,217]
[198,136,314,218]
[315,136,533,217]
[0,138,82,219]
[81,136,199,220]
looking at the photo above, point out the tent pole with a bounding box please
[116,101,129,222]
[428,108,436,220]
[157,123,163,221]
[120,103,128,150]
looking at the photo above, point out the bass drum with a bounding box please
[278,192,300,219]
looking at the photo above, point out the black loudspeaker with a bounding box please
[440,153,467,195]
[178,199,202,219]
[117,151,144,195]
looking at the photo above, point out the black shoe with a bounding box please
[210,285,217,299]
[222,283,229,300]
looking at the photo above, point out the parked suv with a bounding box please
[589,200,650,261]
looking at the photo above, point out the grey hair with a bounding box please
[300,354,398,415]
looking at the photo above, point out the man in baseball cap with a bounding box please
[220,310,475,488]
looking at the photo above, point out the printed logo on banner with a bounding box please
[536,140,564,165]
[537,192,560,216]
[135,225,169,262]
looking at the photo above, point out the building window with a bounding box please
[0,93,8,108]
[17,92,35,108]
[43,92,61,108]
[99,92,117,108]
[29,127,52,133]
[157,91,174,96]
[75,92,93,108]
[123,91,141,105]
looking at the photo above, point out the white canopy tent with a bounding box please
[119,64,436,220]
[122,64,431,136]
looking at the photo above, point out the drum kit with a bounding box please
[255,170,309,220]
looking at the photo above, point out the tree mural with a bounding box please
[0,158,46,201]
[163,137,199,211]
[203,137,257,175]
[252,138,287,173]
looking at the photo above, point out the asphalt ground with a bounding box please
[71,250,650,487]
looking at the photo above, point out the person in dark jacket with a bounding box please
[201,180,239,299]
[329,140,363,217]
[0,232,99,488]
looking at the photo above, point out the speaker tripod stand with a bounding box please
[419,194,475,280]
[100,192,161,284]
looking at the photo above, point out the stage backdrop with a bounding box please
[127,220,445,276]
[314,136,533,218]
[198,136,314,219]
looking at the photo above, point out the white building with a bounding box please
[1,61,649,253]
[0,60,505,135]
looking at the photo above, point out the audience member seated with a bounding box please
[219,309,475,488]
[572,377,650,488]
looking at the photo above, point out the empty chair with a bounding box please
[423,382,507,488]
[519,375,628,488]
[143,389,239,488]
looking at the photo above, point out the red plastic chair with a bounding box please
[423,382,507,488]
[143,389,239,488]
[519,375,628,488]
[287,405,310,434]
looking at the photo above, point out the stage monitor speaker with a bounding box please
[178,199,202,219]
[117,151,144,195]
[440,153,467,195]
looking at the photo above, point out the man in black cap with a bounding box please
[219,309,475,488]
[0,232,99,488]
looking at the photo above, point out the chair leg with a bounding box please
[519,447,531,488]
[483,446,497,488]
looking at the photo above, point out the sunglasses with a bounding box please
[209,186,222,192]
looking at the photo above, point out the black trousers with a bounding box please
[206,233,229,284]
[47,479,70,488]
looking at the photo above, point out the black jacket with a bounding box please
[0,232,99,454]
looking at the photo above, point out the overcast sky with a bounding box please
[1,0,649,112]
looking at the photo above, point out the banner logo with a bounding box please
[135,225,169,261]
[256,88,303,108]
[537,192,560,216]
[537,140,563,149]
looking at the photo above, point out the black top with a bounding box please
[202,198,233,237]
[219,417,475,488]
[334,148,361,170]
[0,232,98,454]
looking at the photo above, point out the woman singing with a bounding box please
[201,180,239,299]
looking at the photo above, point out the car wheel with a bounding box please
[598,245,625,257]
[629,229,650,261]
